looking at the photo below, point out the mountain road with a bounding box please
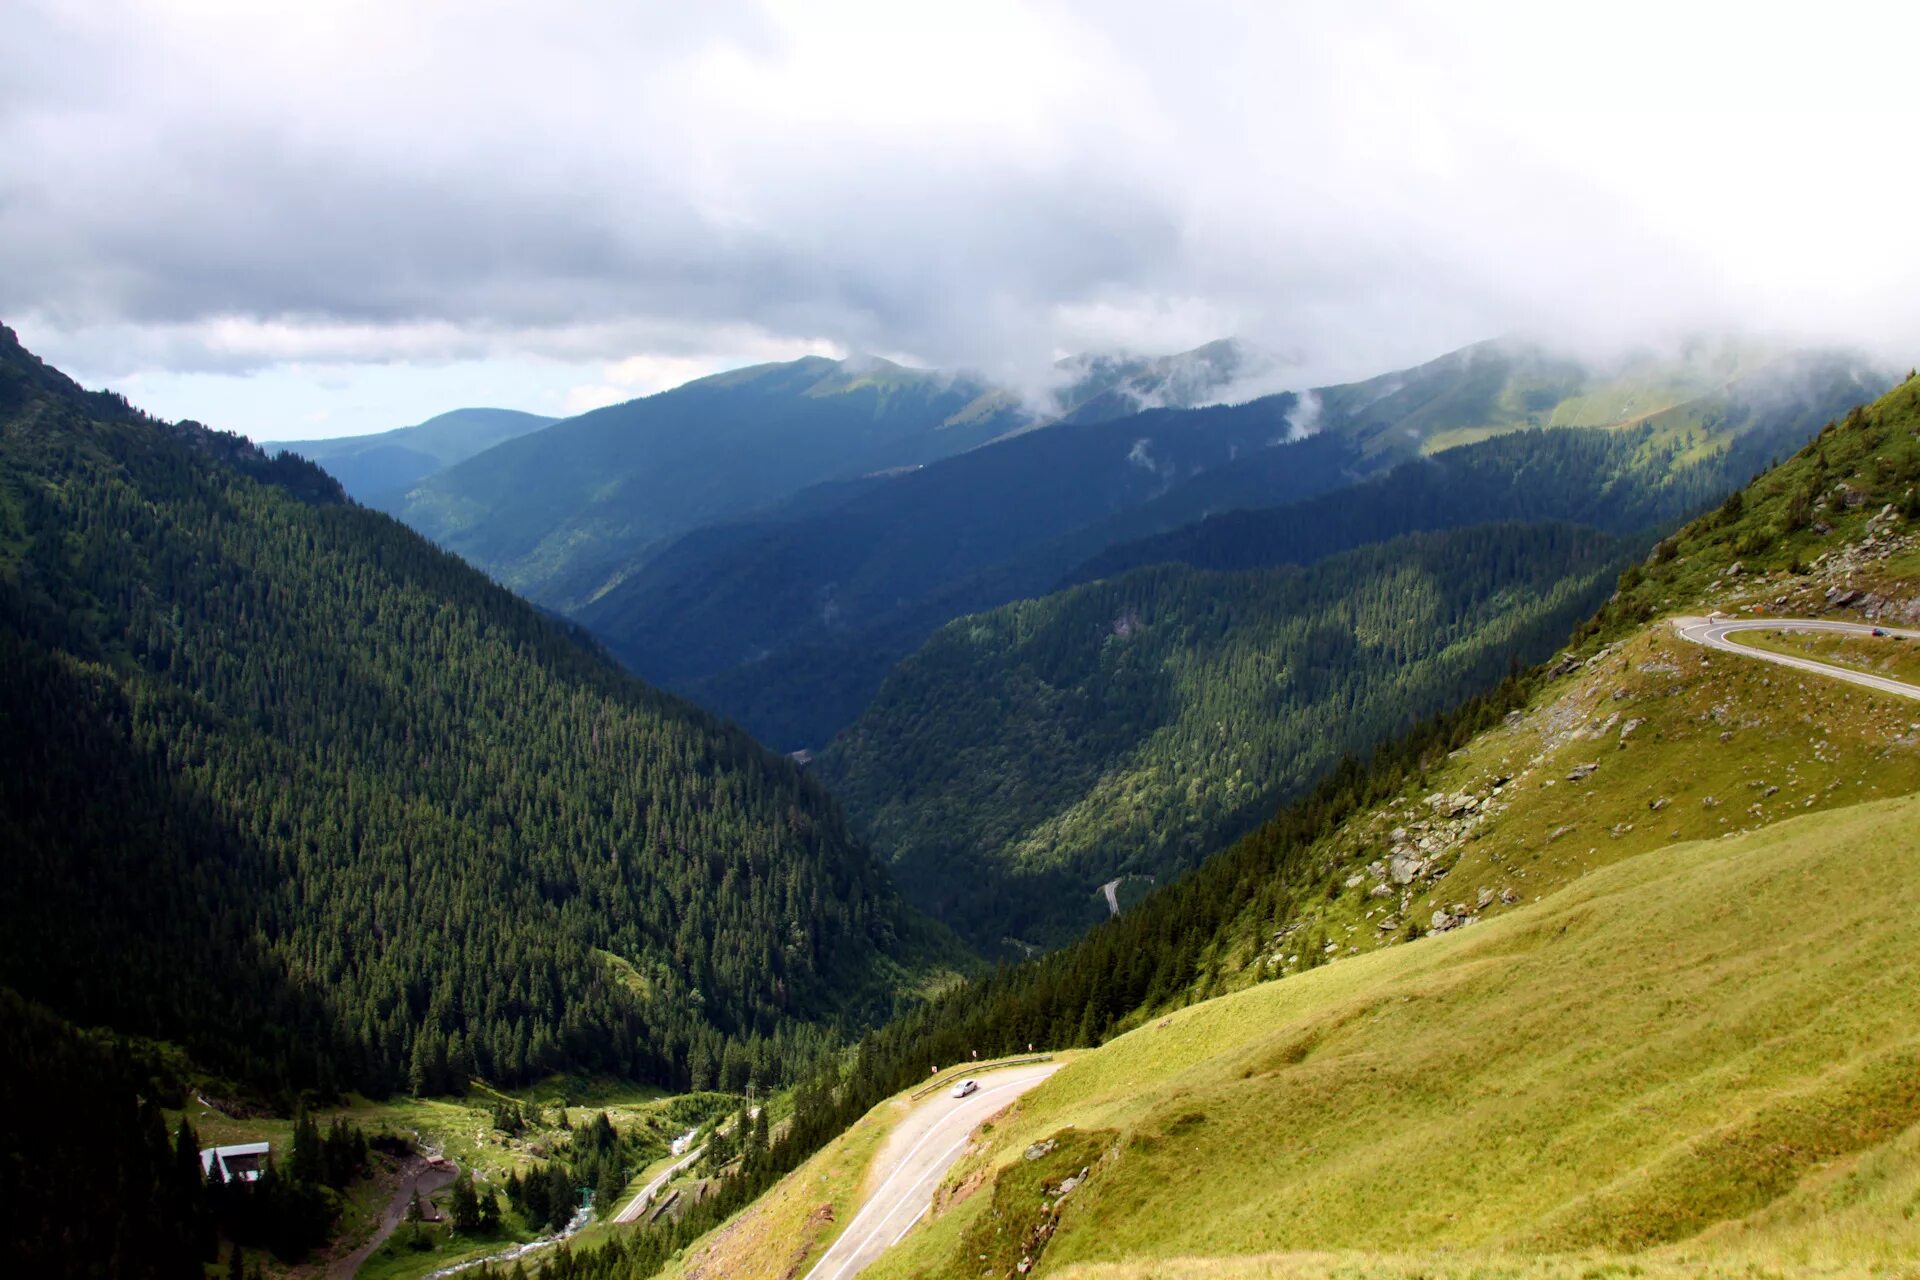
[799,1060,1063,1280]
[1671,615,1920,701]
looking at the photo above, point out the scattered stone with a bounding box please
[1567,762,1599,782]
[1827,586,1860,608]
[1728,561,1744,577]
[1370,883,1393,898]
[1344,874,1365,890]
[1476,887,1495,910]
[1024,1139,1058,1161]
[1547,824,1575,842]
[1618,718,1644,743]
[1701,795,1720,809]
[1389,854,1427,885]
[1500,887,1519,905]
[1649,796,1670,812]
[1430,910,1459,933]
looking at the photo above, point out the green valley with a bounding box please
[819,522,1629,951]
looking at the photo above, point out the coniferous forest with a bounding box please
[0,324,950,1111]
[821,521,1629,948]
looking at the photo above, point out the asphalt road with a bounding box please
[612,1145,705,1224]
[1671,615,1920,701]
[800,1060,1063,1280]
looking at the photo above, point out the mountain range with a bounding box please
[281,407,556,504]
[14,318,1920,1280]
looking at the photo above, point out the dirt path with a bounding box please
[329,1154,458,1279]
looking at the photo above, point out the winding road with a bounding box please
[1671,616,1920,701]
[612,1145,705,1224]
[800,1060,1062,1280]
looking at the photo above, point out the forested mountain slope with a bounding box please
[279,406,555,503]
[817,522,1628,950]
[392,355,1028,610]
[0,325,954,1103]
[605,377,1920,1280]
[578,404,1356,750]
[1074,350,1888,582]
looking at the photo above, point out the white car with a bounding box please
[951,1078,979,1099]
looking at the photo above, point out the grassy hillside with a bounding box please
[1308,337,1855,459]
[280,406,556,503]
[0,325,957,1104]
[393,356,1027,610]
[869,794,1920,1278]
[820,523,1628,951]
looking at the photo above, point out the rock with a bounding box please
[1827,586,1860,607]
[1389,854,1427,885]
[1547,823,1575,842]
[1618,718,1644,743]
[1430,910,1459,933]
[1813,520,1833,535]
[1546,654,1584,677]
[1500,887,1519,905]
[1649,796,1670,811]
[1344,874,1365,890]
[1389,827,1408,843]
[1567,762,1599,782]
[1024,1139,1058,1162]
[1370,883,1393,898]
[1728,561,1744,576]
[1476,887,1495,910]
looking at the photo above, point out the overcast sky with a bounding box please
[6,1,1920,440]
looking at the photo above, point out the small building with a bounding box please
[200,1142,271,1183]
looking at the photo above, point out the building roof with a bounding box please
[200,1142,271,1182]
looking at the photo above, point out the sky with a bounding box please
[5,1,1920,441]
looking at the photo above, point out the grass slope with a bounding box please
[874,793,1920,1278]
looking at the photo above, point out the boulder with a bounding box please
[1567,762,1599,782]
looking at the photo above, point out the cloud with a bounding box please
[6,0,1920,424]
